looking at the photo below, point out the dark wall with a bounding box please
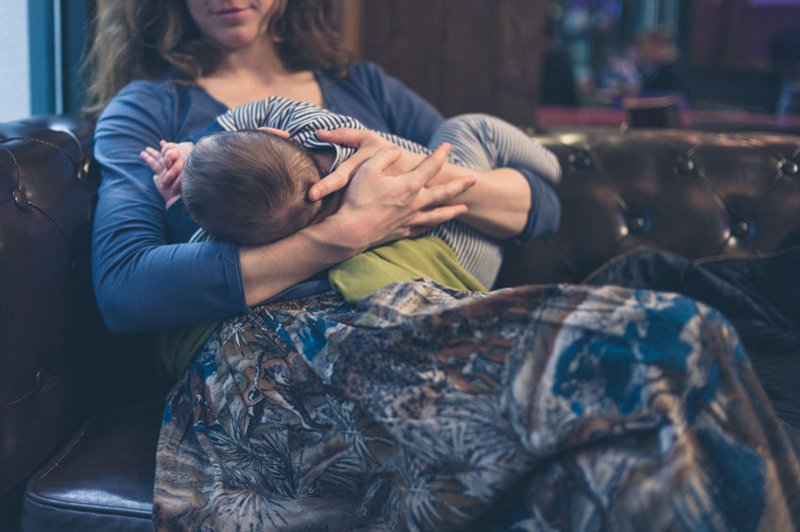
[689,69,779,113]
[358,0,547,126]
[690,0,800,67]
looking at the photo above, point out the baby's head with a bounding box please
[182,130,327,245]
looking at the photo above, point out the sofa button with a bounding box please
[732,221,749,238]
[628,215,646,233]
[34,369,46,390]
[569,150,593,170]
[779,159,799,176]
[13,188,27,209]
[675,156,694,174]
[77,160,92,184]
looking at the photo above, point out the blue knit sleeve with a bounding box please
[510,167,561,243]
[92,81,248,334]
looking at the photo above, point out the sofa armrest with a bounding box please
[0,115,97,494]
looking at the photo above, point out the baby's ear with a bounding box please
[257,127,291,139]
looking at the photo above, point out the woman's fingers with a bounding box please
[309,165,351,202]
[315,127,374,148]
[401,143,454,195]
[309,146,396,202]
[407,204,469,229]
[308,134,384,201]
[356,146,402,176]
[257,127,291,139]
[417,174,476,210]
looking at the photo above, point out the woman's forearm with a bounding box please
[435,163,533,238]
[239,220,361,306]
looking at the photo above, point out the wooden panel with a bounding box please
[495,0,547,125]
[358,0,546,127]
[439,0,497,116]
[335,0,363,60]
[689,0,800,68]
[361,0,445,106]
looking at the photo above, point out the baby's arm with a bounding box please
[140,141,194,208]
[430,114,561,185]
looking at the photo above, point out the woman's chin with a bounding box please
[212,32,265,53]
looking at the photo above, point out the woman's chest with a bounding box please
[200,75,325,109]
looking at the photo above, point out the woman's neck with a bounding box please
[198,40,324,109]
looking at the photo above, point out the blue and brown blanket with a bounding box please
[154,280,800,531]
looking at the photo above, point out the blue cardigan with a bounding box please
[92,62,560,333]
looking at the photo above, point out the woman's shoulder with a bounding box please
[339,61,395,90]
[99,76,224,140]
[118,73,192,103]
[127,77,176,95]
[100,77,179,121]
[345,61,388,79]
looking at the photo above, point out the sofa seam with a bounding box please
[28,419,93,491]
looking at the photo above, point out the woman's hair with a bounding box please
[182,130,324,246]
[82,0,350,117]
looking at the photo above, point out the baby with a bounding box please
[182,128,334,246]
[142,96,561,290]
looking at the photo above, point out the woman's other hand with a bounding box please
[309,128,428,201]
[315,143,475,250]
[311,127,534,239]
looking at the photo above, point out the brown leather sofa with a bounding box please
[2,116,799,531]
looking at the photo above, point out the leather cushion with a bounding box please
[20,403,160,532]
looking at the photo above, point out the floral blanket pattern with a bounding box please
[154,281,800,531]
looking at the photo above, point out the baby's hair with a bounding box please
[182,130,324,246]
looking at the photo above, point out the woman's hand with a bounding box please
[240,143,475,306]
[311,127,533,239]
[309,128,429,201]
[310,143,475,251]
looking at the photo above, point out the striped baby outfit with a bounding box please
[215,96,561,288]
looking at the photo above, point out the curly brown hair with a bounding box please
[82,0,350,118]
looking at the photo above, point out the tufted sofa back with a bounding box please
[498,129,800,286]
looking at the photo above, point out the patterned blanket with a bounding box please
[154,281,800,531]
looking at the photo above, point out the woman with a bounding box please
[87,1,799,530]
[88,0,555,333]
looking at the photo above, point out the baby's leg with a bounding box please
[430,114,561,185]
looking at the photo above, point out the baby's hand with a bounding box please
[140,141,194,208]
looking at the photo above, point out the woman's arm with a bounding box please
[318,64,560,241]
[92,83,471,332]
[92,82,243,333]
[312,129,560,240]
[240,145,472,305]
[436,166,531,238]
